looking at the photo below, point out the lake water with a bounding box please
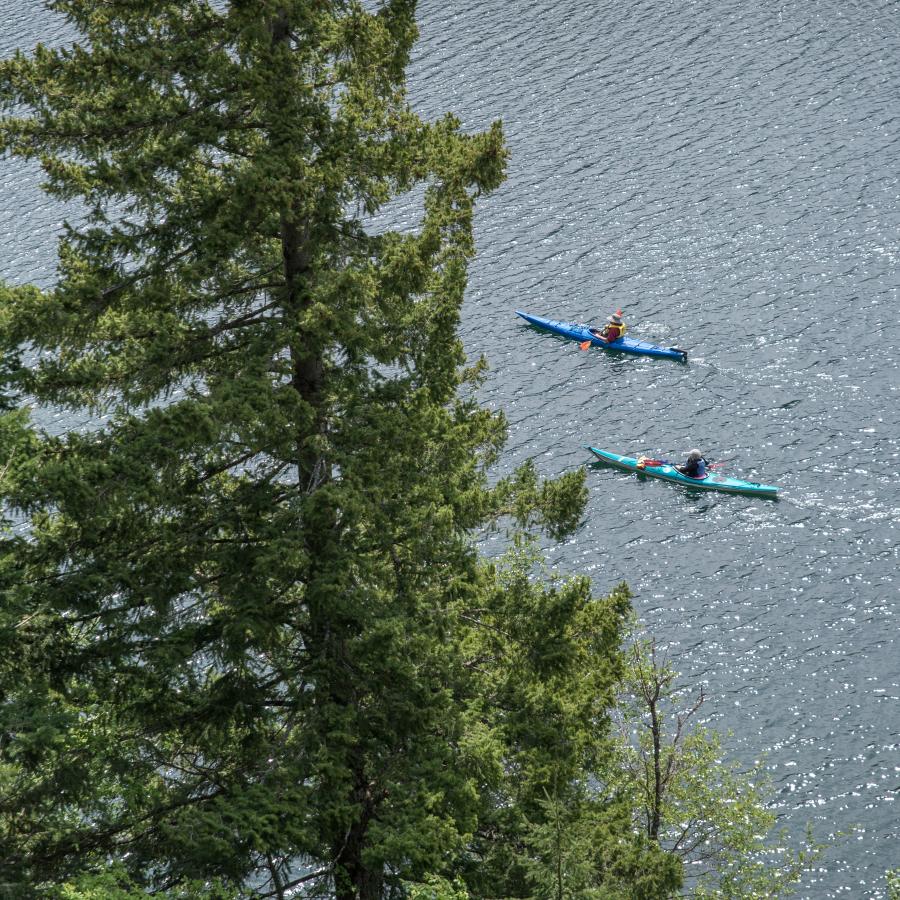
[2,1,898,896]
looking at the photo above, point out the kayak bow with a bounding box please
[586,447,780,498]
[516,310,688,362]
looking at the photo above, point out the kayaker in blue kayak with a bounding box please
[589,311,627,342]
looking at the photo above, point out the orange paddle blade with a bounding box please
[579,340,591,350]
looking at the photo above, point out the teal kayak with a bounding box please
[586,447,780,498]
[516,310,688,362]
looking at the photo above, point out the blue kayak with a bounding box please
[516,310,688,362]
[586,447,780,498]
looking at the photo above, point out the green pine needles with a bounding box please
[0,2,633,897]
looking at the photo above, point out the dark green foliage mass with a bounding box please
[0,2,678,898]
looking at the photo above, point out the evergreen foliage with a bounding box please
[454,567,680,898]
[0,2,667,897]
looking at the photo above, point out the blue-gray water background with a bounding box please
[2,1,898,896]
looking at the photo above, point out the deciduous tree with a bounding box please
[887,869,899,900]
[612,638,820,898]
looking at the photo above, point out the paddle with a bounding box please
[636,456,724,472]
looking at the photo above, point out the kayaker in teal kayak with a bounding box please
[589,310,627,342]
[588,447,779,497]
[638,449,709,479]
[677,449,708,479]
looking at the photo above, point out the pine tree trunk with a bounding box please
[333,762,384,900]
[281,211,326,487]
[270,7,375,894]
[270,10,326,490]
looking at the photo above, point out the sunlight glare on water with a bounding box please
[0,0,897,895]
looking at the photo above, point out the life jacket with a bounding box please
[683,457,707,479]
[604,322,626,341]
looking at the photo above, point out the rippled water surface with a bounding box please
[2,1,898,896]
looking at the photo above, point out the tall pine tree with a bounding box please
[0,2,677,897]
